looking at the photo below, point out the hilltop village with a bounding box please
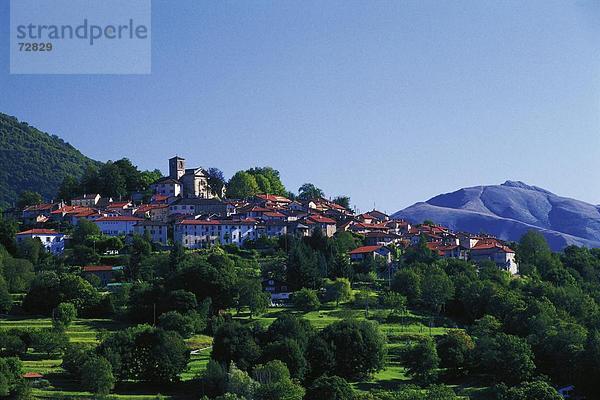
[12,155,517,279]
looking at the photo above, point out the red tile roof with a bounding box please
[17,229,61,236]
[256,194,291,203]
[82,265,114,272]
[95,216,144,222]
[22,372,43,379]
[349,245,384,254]
[307,215,336,224]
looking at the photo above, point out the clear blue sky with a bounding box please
[1,0,599,213]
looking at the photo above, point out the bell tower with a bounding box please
[169,156,185,180]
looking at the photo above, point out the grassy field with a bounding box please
[1,301,485,399]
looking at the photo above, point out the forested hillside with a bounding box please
[0,113,99,208]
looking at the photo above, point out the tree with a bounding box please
[325,278,352,306]
[391,268,421,305]
[157,311,197,338]
[0,217,17,254]
[237,278,270,318]
[17,190,42,209]
[62,342,95,377]
[421,267,454,313]
[261,339,307,380]
[16,237,43,265]
[379,290,407,316]
[332,196,351,210]
[436,330,474,376]
[227,362,259,399]
[32,329,69,357]
[227,171,259,199]
[207,168,226,198]
[0,275,13,313]
[297,183,324,200]
[128,234,152,280]
[403,337,439,384]
[292,288,320,312]
[306,375,354,400]
[474,332,535,385]
[0,357,22,397]
[97,325,189,383]
[286,241,323,290]
[72,218,101,245]
[58,175,80,201]
[81,356,115,396]
[252,360,305,400]
[52,302,77,330]
[2,257,34,292]
[517,231,551,271]
[211,321,261,371]
[320,319,386,379]
[247,167,287,196]
[266,314,315,351]
[493,381,562,400]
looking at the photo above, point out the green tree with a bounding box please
[206,168,226,198]
[379,290,407,316]
[81,356,115,396]
[17,190,42,209]
[0,217,17,254]
[16,237,43,265]
[0,275,12,313]
[261,339,307,380]
[52,302,77,330]
[325,278,353,306]
[517,231,551,271]
[292,288,321,311]
[436,330,474,376]
[237,277,270,318]
[32,329,69,357]
[421,267,454,313]
[297,183,324,200]
[97,325,189,383]
[2,257,34,292]
[320,319,386,379]
[306,375,354,400]
[252,360,305,400]
[0,357,22,397]
[391,268,422,305]
[403,337,439,384]
[72,218,101,245]
[227,171,259,199]
[211,321,261,371]
[332,196,351,209]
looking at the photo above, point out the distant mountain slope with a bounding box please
[392,181,600,251]
[0,113,99,208]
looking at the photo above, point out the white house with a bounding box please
[16,229,65,255]
[71,194,101,207]
[175,218,260,248]
[94,216,144,236]
[469,243,518,274]
[349,245,392,263]
[150,177,182,197]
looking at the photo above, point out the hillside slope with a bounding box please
[393,181,600,250]
[0,113,99,208]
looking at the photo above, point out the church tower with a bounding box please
[169,156,185,180]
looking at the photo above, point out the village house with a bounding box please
[254,194,292,209]
[169,197,233,218]
[150,177,182,197]
[16,229,65,254]
[21,202,64,223]
[305,214,337,237]
[175,218,260,248]
[469,242,518,274]
[349,245,392,264]
[82,265,123,286]
[133,220,169,245]
[70,194,101,207]
[94,216,144,236]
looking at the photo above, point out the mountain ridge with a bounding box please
[393,181,600,251]
[0,112,99,208]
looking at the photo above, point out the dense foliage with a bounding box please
[0,113,99,208]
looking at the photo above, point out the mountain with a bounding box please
[0,113,99,208]
[392,181,600,251]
